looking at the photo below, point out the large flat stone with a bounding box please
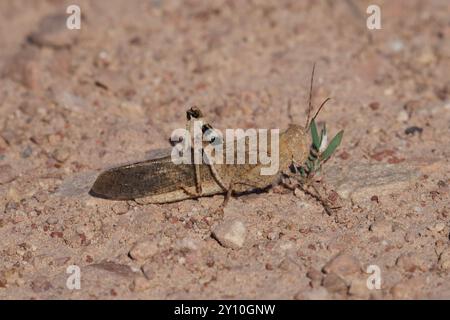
[324,162,421,202]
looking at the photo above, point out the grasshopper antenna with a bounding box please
[304,63,332,129]
[287,98,294,124]
[310,97,331,127]
[304,63,316,129]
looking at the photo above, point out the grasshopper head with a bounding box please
[279,124,311,174]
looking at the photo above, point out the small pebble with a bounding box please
[129,240,159,261]
[7,188,21,203]
[390,278,423,299]
[23,61,41,91]
[33,191,49,203]
[437,180,448,189]
[28,14,78,49]
[403,100,420,115]
[119,102,145,120]
[76,225,90,236]
[396,110,409,122]
[0,136,7,149]
[15,278,26,287]
[322,254,361,278]
[54,92,86,112]
[0,165,17,184]
[417,50,436,65]
[46,217,59,225]
[52,147,71,163]
[322,273,348,294]
[369,219,393,236]
[404,231,417,243]
[266,231,279,241]
[176,237,199,251]
[427,222,446,233]
[212,220,247,249]
[306,268,323,281]
[278,258,295,271]
[91,261,134,277]
[131,276,152,292]
[348,279,370,298]
[112,202,129,215]
[368,102,380,111]
[438,248,450,270]
[395,253,427,272]
[389,39,404,52]
[141,263,155,280]
[414,206,423,213]
[94,51,112,68]
[31,276,53,293]
[294,287,330,300]
[21,146,33,158]
[384,87,394,96]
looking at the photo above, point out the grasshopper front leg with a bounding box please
[185,107,231,206]
[185,107,204,197]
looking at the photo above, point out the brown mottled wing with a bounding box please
[90,149,208,200]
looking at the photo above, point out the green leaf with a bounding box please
[310,120,320,150]
[320,124,327,147]
[320,130,343,162]
[299,167,306,177]
[306,159,314,172]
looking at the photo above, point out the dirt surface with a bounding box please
[0,0,449,300]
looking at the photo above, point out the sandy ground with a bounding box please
[0,0,449,299]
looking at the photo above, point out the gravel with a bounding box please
[0,0,448,300]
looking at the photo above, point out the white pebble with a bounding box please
[129,240,159,260]
[396,110,409,122]
[212,220,247,249]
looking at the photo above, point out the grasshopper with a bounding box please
[90,66,343,211]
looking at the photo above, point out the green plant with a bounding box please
[296,119,344,182]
